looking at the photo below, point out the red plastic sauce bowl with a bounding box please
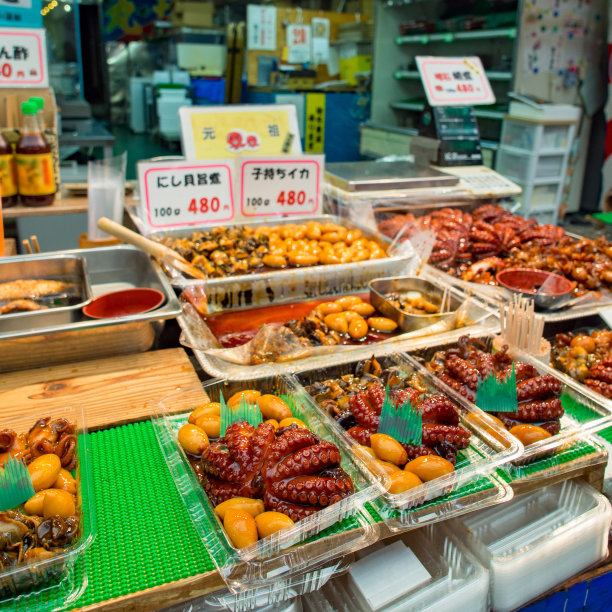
[83,288,165,319]
[496,268,575,309]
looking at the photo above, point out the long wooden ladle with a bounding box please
[97,217,207,280]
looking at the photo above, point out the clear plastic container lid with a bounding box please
[303,522,490,612]
[450,479,612,612]
[292,352,522,517]
[0,403,95,610]
[152,376,380,592]
[410,333,612,473]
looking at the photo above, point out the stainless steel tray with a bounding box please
[0,255,92,331]
[0,246,181,340]
[179,286,498,380]
[146,214,416,311]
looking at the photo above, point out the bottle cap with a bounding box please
[29,96,44,110]
[21,101,38,115]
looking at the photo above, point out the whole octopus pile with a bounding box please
[425,336,563,445]
[177,392,355,549]
[159,222,386,278]
[0,419,79,569]
[378,204,612,295]
[552,330,612,399]
[305,358,467,493]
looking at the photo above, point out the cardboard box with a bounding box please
[171,2,214,28]
[0,87,60,191]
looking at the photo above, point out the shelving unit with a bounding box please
[365,0,520,164]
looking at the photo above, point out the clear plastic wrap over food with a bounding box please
[410,333,612,474]
[178,286,495,367]
[292,353,521,519]
[151,376,380,592]
[0,404,95,610]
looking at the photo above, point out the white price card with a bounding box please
[247,5,277,51]
[0,27,47,87]
[138,159,235,230]
[287,24,311,64]
[416,56,495,107]
[238,155,323,219]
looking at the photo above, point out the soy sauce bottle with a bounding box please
[16,101,55,206]
[0,132,18,207]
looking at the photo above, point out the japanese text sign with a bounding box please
[286,24,311,64]
[0,0,42,29]
[238,155,323,218]
[137,159,235,230]
[179,104,302,160]
[246,5,276,51]
[416,56,494,106]
[0,28,47,87]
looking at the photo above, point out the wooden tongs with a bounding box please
[97,218,206,280]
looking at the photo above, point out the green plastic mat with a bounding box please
[597,427,612,445]
[12,422,215,611]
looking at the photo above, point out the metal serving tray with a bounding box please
[0,255,92,330]
[146,215,416,310]
[0,246,181,340]
[179,287,498,380]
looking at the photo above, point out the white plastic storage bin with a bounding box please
[496,148,565,182]
[502,119,574,152]
[449,479,612,612]
[302,525,489,612]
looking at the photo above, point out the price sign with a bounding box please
[138,159,235,230]
[0,28,47,87]
[286,24,311,64]
[238,155,323,218]
[416,56,495,106]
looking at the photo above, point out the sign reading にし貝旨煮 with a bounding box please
[416,56,494,107]
[137,159,235,231]
[0,28,47,87]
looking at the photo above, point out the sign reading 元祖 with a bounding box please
[416,56,495,107]
[0,27,47,87]
[137,159,235,230]
[179,104,302,160]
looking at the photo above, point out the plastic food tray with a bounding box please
[303,522,490,612]
[147,215,416,309]
[410,334,612,473]
[291,352,522,517]
[152,376,380,592]
[178,284,498,380]
[450,479,612,612]
[544,313,612,414]
[0,404,95,610]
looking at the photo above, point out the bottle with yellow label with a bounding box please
[0,132,17,208]
[16,101,55,207]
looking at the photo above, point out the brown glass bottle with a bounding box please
[0,132,18,207]
[16,101,55,206]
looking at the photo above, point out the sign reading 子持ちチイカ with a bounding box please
[416,56,494,107]
[0,27,47,87]
[238,155,323,218]
[138,159,235,230]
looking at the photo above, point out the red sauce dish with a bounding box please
[496,268,575,309]
[83,288,165,319]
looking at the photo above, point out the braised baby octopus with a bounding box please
[201,422,354,521]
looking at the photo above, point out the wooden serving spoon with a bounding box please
[97,218,207,280]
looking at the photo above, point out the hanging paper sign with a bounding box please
[246,5,277,51]
[137,159,235,230]
[180,104,302,160]
[286,24,311,64]
[237,155,323,218]
[0,28,48,87]
[416,56,495,106]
